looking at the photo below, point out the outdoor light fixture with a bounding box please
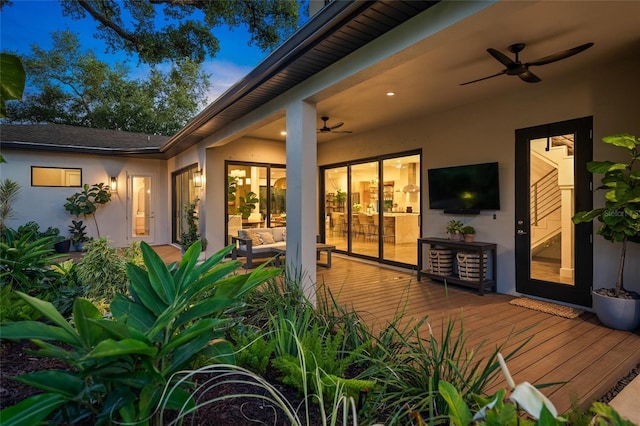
[110,176,118,193]
[193,169,203,187]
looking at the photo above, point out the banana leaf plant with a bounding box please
[0,242,281,425]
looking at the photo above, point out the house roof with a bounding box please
[159,1,439,158]
[0,123,169,158]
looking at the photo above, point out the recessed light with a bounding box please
[386,92,395,96]
[280,131,287,136]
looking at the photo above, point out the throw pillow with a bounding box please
[244,229,263,246]
[257,232,275,245]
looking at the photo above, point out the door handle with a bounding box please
[517,229,528,235]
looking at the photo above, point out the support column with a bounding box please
[286,101,317,305]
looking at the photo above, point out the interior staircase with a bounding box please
[530,141,572,256]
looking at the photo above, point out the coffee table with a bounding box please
[273,243,336,268]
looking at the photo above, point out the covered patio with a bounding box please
[151,244,640,416]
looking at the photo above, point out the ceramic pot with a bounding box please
[592,290,640,331]
[463,234,475,243]
[54,239,71,253]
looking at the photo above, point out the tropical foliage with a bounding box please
[0,242,280,425]
[572,133,640,295]
[64,183,112,238]
[0,53,25,117]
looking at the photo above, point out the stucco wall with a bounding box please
[1,150,168,248]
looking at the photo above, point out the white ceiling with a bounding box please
[246,1,640,143]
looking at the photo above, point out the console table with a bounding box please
[417,237,497,295]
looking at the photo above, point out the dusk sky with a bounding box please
[0,0,278,103]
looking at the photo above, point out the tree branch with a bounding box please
[77,0,143,53]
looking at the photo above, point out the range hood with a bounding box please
[402,163,420,193]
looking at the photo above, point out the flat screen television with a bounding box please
[427,162,500,214]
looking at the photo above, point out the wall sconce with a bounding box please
[193,169,203,187]
[110,176,118,193]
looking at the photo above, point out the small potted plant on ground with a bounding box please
[68,220,89,252]
[446,219,464,240]
[572,133,640,330]
[461,225,476,243]
[43,226,70,253]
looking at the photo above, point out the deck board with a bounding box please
[316,254,640,414]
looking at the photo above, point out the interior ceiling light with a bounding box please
[386,92,395,96]
[280,131,287,136]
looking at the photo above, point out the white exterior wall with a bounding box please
[1,150,168,248]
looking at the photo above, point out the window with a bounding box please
[31,166,82,187]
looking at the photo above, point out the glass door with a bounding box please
[382,155,421,264]
[322,151,421,268]
[515,117,592,306]
[172,165,199,246]
[225,162,286,243]
[129,174,154,243]
[351,161,379,258]
[325,167,348,252]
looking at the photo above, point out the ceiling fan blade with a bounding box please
[332,130,353,134]
[526,42,594,67]
[459,70,506,86]
[518,69,541,83]
[487,48,515,67]
[330,122,345,130]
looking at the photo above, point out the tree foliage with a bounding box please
[58,0,302,65]
[5,31,210,135]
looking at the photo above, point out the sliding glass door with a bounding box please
[322,151,421,267]
[226,162,286,243]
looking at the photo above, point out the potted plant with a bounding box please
[461,225,476,243]
[335,189,347,212]
[64,183,111,238]
[42,226,70,253]
[238,191,259,219]
[181,198,207,253]
[572,133,640,330]
[68,220,89,252]
[446,219,464,240]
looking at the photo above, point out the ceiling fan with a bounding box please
[460,42,594,86]
[318,116,353,134]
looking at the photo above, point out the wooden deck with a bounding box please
[122,245,640,414]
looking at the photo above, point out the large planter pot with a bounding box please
[592,290,640,331]
[54,239,71,253]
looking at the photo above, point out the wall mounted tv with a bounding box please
[427,162,500,214]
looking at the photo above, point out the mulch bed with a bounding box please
[0,340,323,425]
[2,338,637,422]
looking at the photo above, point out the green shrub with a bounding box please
[232,326,276,375]
[75,237,128,303]
[0,232,62,291]
[0,242,280,425]
[0,286,40,323]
